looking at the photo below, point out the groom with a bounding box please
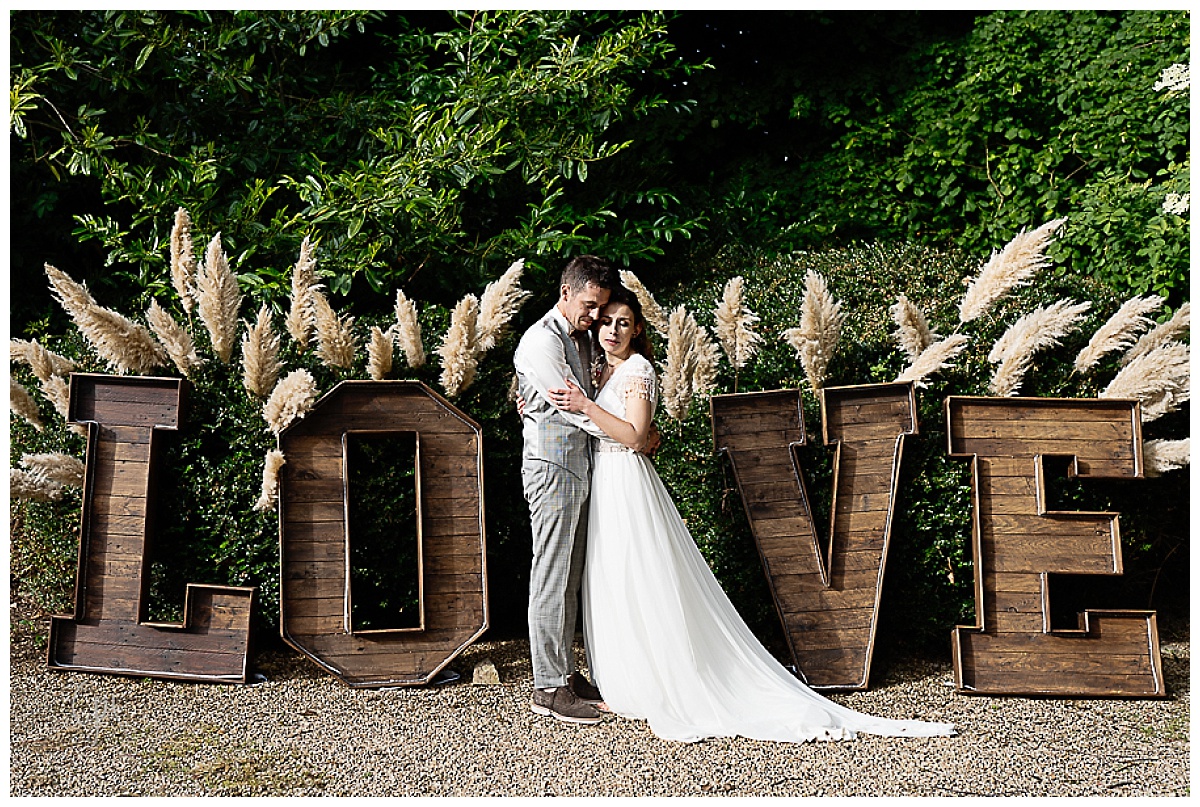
[513,255,619,725]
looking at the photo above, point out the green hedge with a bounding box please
[10,241,1189,655]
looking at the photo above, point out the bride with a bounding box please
[547,286,956,744]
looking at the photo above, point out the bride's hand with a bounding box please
[548,377,589,414]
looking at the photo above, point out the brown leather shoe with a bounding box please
[531,686,602,725]
[568,671,603,703]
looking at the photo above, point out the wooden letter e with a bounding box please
[946,397,1165,697]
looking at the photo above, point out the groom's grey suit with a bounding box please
[514,306,606,690]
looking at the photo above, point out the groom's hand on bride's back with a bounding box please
[640,424,662,458]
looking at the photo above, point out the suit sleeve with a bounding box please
[514,328,607,439]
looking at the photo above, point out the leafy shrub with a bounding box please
[10,9,706,333]
[805,10,1190,306]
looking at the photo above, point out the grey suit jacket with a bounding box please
[513,306,605,480]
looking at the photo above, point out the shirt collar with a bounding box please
[551,304,578,336]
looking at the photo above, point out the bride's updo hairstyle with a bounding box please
[600,285,654,361]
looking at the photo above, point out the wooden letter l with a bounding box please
[48,374,255,683]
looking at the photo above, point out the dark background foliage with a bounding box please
[13,10,1187,331]
[10,10,1189,666]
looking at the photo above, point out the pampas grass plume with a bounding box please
[713,276,762,371]
[21,452,85,487]
[45,264,168,374]
[11,337,75,421]
[439,294,480,397]
[10,338,76,382]
[10,468,63,502]
[890,295,938,361]
[263,369,318,434]
[147,299,202,376]
[1122,301,1190,366]
[285,236,319,350]
[367,326,394,380]
[254,449,287,511]
[660,306,694,420]
[242,304,282,397]
[619,270,670,334]
[783,270,844,392]
[311,290,358,370]
[1101,341,1190,422]
[895,333,969,388]
[41,375,71,421]
[1074,295,1164,373]
[658,305,717,420]
[195,233,243,363]
[10,378,44,431]
[690,324,722,399]
[988,299,1092,364]
[394,289,426,368]
[170,207,197,314]
[959,218,1067,323]
[45,263,96,318]
[988,299,1091,396]
[1144,438,1190,477]
[477,259,531,354]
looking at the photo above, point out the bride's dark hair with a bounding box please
[600,285,654,361]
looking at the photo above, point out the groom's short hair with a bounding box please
[561,255,619,294]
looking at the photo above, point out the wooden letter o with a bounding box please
[278,381,488,687]
[946,396,1165,697]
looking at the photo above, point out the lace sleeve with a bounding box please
[622,356,657,406]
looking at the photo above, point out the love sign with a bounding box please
[48,374,1164,697]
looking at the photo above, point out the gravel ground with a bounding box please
[9,600,1190,798]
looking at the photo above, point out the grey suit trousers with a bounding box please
[515,306,597,690]
[522,459,589,689]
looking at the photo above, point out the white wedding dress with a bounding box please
[581,353,956,743]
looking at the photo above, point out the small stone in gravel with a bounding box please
[472,659,501,685]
